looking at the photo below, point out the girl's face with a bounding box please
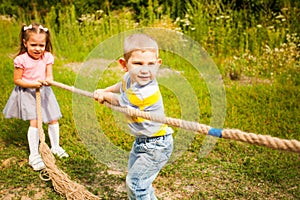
[23,32,46,60]
[120,50,162,86]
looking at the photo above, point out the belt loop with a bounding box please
[136,134,170,144]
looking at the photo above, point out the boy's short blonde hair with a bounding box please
[123,33,159,61]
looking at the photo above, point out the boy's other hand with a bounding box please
[94,89,105,103]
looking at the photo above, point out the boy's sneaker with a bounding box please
[29,154,46,171]
[51,146,69,158]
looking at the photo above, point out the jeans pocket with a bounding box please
[134,141,155,153]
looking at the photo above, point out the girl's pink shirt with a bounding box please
[14,52,54,82]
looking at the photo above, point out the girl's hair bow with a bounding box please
[23,24,48,32]
[23,24,32,31]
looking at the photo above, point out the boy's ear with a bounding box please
[119,58,128,72]
[157,58,162,66]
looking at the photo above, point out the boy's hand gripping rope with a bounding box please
[48,80,300,153]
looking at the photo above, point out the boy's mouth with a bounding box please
[138,76,150,80]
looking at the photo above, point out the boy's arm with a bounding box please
[102,92,120,105]
[94,82,121,105]
[94,82,121,95]
[94,91,120,106]
[102,82,121,93]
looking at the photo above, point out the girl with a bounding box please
[3,23,68,171]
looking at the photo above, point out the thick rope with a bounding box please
[36,88,101,200]
[48,80,300,153]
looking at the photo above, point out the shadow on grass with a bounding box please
[0,118,29,147]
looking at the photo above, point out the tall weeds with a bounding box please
[1,0,299,83]
[181,0,299,83]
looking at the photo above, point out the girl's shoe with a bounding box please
[29,154,46,171]
[51,146,69,158]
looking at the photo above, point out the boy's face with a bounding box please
[119,50,162,86]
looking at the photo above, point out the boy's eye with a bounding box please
[131,62,156,66]
[132,62,143,65]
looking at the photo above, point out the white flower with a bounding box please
[275,15,285,19]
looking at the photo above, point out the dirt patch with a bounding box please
[227,74,273,86]
[0,184,45,200]
[64,59,116,74]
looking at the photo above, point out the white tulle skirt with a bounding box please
[3,86,62,123]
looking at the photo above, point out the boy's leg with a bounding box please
[27,126,46,171]
[48,122,69,158]
[126,135,173,200]
[149,186,157,200]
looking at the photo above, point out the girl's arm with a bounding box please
[45,64,54,84]
[14,68,42,88]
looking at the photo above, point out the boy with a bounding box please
[94,33,173,199]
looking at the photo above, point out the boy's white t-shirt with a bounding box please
[119,72,173,137]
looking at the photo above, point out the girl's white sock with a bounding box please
[27,126,39,157]
[48,123,60,149]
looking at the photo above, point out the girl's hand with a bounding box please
[38,80,49,86]
[44,78,53,86]
[32,80,43,88]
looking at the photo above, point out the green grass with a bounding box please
[1,4,300,199]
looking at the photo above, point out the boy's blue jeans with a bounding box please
[126,134,173,200]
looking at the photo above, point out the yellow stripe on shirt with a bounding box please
[129,116,146,123]
[127,119,168,137]
[126,89,161,110]
[152,124,168,137]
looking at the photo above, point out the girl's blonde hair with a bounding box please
[17,22,52,56]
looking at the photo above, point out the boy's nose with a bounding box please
[140,68,149,73]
